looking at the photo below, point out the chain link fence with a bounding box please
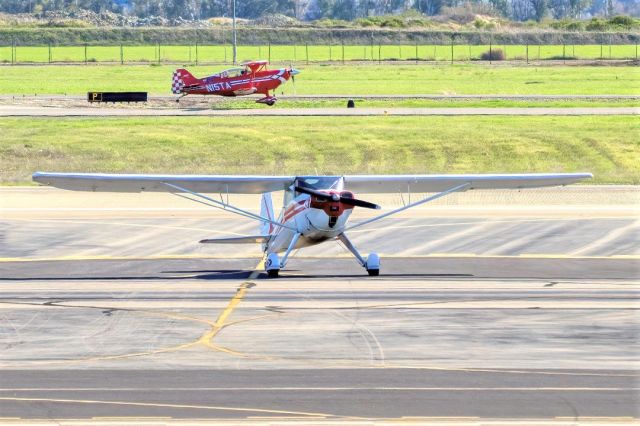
[1,40,637,64]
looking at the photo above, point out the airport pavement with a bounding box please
[1,186,638,260]
[0,368,638,420]
[0,105,637,117]
[0,186,638,423]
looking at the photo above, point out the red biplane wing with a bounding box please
[241,60,268,74]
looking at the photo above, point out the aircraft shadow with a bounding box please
[0,271,473,281]
[271,273,474,280]
[0,269,254,281]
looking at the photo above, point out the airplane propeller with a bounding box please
[294,186,381,210]
[288,65,299,95]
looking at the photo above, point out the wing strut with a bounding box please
[162,182,296,231]
[345,182,471,231]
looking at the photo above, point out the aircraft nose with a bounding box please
[289,68,300,76]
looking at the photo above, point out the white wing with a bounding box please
[343,173,593,193]
[33,172,593,194]
[32,172,295,194]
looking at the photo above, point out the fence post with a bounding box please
[415,41,418,64]
[341,41,345,64]
[526,42,528,64]
[609,36,612,59]
[563,43,565,64]
[188,45,191,63]
[120,44,124,65]
[378,44,381,64]
[600,43,603,60]
[399,44,401,60]
[371,35,374,61]
[157,43,161,64]
[84,43,87,64]
[636,43,638,60]
[268,41,271,63]
[450,35,454,64]
[294,44,297,62]
[224,46,227,63]
[48,43,51,63]
[305,42,309,65]
[11,39,14,64]
[195,42,198,65]
[328,43,331,62]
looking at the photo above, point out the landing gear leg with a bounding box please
[338,233,380,276]
[265,233,301,278]
[256,92,277,106]
[280,233,301,269]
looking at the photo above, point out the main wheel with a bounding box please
[365,253,380,276]
[266,100,275,106]
[267,269,279,278]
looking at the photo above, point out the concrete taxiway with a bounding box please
[0,186,638,422]
[0,105,637,117]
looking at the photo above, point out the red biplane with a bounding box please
[171,60,299,106]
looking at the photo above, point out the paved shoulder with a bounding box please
[0,106,637,117]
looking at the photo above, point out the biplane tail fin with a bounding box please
[171,69,199,94]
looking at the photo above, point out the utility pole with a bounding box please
[232,0,237,65]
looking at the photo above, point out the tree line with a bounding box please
[0,0,637,23]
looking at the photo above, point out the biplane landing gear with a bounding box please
[338,233,381,277]
[256,94,277,106]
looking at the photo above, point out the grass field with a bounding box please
[0,64,638,95]
[205,98,640,108]
[0,44,638,64]
[1,116,637,185]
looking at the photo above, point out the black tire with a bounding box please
[266,101,275,106]
[267,269,279,278]
[367,269,379,276]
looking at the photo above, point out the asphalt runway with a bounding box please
[0,186,638,423]
[0,105,637,117]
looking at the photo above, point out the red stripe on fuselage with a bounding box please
[283,199,308,223]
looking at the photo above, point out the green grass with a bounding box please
[0,44,638,64]
[1,116,637,185]
[205,98,640,109]
[0,64,638,95]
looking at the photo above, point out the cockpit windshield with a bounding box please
[282,176,343,205]
[295,176,342,191]
[215,67,248,79]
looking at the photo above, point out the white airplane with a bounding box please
[32,172,592,278]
